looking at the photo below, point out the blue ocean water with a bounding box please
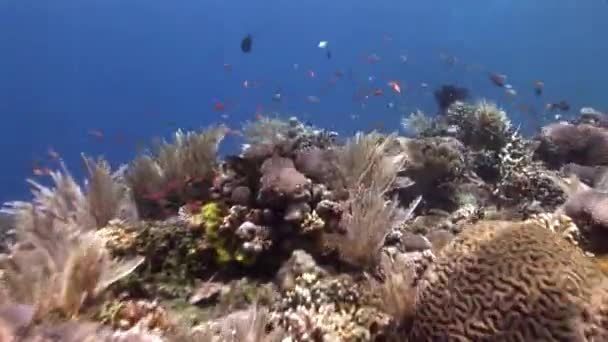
[0,0,607,203]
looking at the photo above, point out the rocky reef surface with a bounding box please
[2,103,608,341]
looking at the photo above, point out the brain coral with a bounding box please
[409,220,606,341]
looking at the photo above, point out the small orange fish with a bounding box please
[32,160,50,176]
[214,102,225,112]
[367,54,380,64]
[388,81,401,94]
[32,167,50,176]
[373,89,384,96]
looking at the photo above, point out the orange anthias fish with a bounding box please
[214,102,225,112]
[388,81,402,94]
[32,160,50,177]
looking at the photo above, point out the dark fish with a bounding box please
[547,100,570,112]
[434,84,469,112]
[326,49,332,59]
[241,34,253,53]
[489,72,507,87]
[534,80,544,96]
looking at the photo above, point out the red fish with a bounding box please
[373,88,384,96]
[214,102,225,112]
[32,160,50,176]
[367,54,380,64]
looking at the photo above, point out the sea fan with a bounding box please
[332,132,407,195]
[328,184,404,269]
[126,126,227,203]
[82,154,139,227]
[0,161,144,320]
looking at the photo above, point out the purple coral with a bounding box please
[563,189,608,228]
[258,155,311,205]
[537,123,608,167]
[294,148,338,183]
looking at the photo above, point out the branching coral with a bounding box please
[493,129,567,214]
[274,272,390,341]
[410,220,605,340]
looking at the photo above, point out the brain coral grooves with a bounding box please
[409,220,606,341]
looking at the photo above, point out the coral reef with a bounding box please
[5,111,608,340]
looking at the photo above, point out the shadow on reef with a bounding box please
[4,103,608,340]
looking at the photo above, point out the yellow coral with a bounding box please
[192,202,256,266]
